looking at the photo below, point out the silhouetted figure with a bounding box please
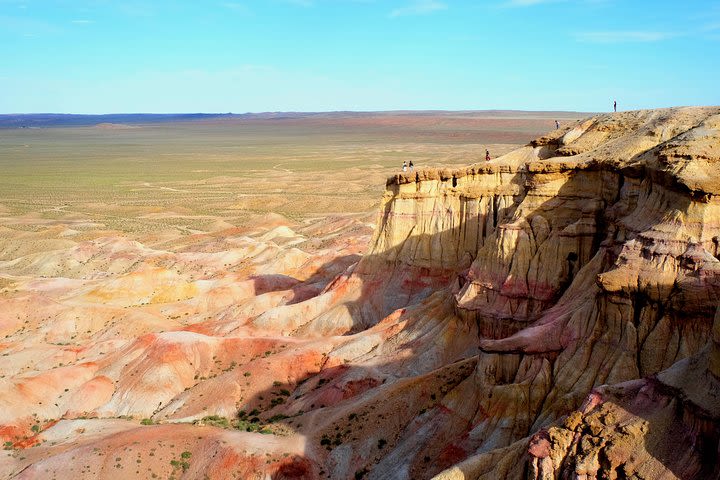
[613,100,617,112]
[409,160,414,172]
[485,149,491,162]
[402,160,407,172]
[555,120,559,129]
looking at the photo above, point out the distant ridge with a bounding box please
[0,113,234,129]
[0,110,591,128]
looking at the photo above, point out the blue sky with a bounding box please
[1,0,719,113]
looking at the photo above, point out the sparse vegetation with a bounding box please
[0,115,556,477]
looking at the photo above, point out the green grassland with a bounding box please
[0,113,584,235]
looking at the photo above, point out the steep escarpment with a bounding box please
[370,107,719,479]
[1,108,718,480]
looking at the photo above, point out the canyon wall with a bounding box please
[369,107,720,479]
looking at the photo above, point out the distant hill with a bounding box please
[0,113,235,129]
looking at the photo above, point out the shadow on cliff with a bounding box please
[231,169,533,478]
[236,199,491,478]
[220,164,716,479]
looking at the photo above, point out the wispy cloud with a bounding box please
[284,0,315,6]
[574,30,675,43]
[221,2,251,14]
[0,14,59,36]
[390,0,447,18]
[71,19,94,24]
[700,21,720,32]
[502,0,609,7]
[505,0,562,6]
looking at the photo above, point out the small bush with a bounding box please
[200,416,230,428]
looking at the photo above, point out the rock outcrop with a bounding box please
[524,306,720,480]
[372,107,719,479]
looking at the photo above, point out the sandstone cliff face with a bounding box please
[524,306,720,480]
[368,107,719,479]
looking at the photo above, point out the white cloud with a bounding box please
[574,30,674,43]
[284,0,315,6]
[390,0,447,17]
[221,2,251,14]
[71,19,94,24]
[502,0,610,7]
[506,0,560,5]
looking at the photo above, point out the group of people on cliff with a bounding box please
[402,160,414,172]
[402,149,491,172]
[402,103,625,173]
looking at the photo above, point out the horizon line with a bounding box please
[0,109,599,115]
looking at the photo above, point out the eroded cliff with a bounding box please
[372,107,720,479]
[1,107,718,480]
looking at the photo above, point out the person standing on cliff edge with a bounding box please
[485,149,491,162]
[555,120,560,129]
[402,160,407,172]
[614,100,617,112]
[409,160,414,172]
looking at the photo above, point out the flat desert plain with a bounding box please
[0,112,585,234]
[0,112,585,479]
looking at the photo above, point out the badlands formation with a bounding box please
[1,107,719,479]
